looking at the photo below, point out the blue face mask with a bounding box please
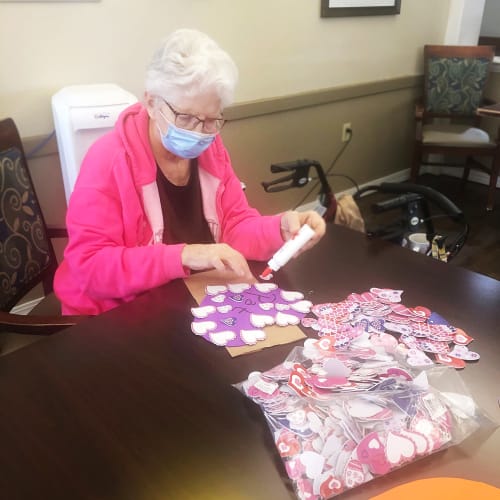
[157,120,216,159]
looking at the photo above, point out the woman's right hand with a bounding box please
[181,243,253,279]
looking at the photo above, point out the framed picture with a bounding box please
[321,0,401,18]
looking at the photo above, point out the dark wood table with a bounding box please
[0,225,499,500]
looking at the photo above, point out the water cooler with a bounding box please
[52,83,138,204]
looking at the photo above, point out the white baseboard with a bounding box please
[11,297,44,315]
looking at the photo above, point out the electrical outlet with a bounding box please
[342,122,352,142]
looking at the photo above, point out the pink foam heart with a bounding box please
[191,320,217,335]
[399,429,429,455]
[208,330,236,346]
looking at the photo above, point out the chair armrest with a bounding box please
[46,224,68,239]
[0,311,85,335]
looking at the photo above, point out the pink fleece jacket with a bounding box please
[54,103,284,315]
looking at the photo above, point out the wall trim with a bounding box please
[23,75,423,156]
[225,75,423,121]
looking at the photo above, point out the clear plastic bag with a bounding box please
[234,340,489,499]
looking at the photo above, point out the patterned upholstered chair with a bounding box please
[0,117,82,351]
[410,45,500,211]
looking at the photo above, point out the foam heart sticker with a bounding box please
[227,283,251,293]
[399,429,429,455]
[299,451,325,479]
[290,300,313,314]
[275,303,290,311]
[323,358,351,378]
[259,302,274,311]
[448,345,480,361]
[346,399,388,419]
[454,328,474,346]
[206,285,227,295]
[435,353,466,369]
[276,430,301,458]
[285,457,305,480]
[281,290,305,302]
[344,459,365,489]
[385,431,416,465]
[208,330,236,346]
[191,305,216,318]
[216,305,232,314]
[370,287,403,303]
[319,472,344,498]
[250,313,275,328]
[191,320,217,335]
[240,329,266,345]
[210,294,226,303]
[406,348,434,367]
[275,311,300,326]
[357,432,391,475]
[254,282,278,293]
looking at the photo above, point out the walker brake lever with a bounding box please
[261,160,311,192]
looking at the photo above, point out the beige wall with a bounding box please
[1,0,451,136]
[3,0,453,264]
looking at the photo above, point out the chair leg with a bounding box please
[462,157,471,182]
[410,143,422,182]
[487,154,500,211]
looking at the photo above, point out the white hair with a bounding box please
[145,29,238,109]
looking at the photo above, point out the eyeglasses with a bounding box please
[160,98,225,133]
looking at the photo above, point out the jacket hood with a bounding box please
[115,102,228,187]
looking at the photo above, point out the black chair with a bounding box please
[410,44,500,211]
[0,117,82,352]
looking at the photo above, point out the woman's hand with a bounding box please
[181,243,253,279]
[280,210,326,255]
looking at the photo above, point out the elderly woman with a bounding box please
[54,29,325,315]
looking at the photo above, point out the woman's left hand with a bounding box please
[279,210,326,255]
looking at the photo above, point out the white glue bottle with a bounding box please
[259,224,315,280]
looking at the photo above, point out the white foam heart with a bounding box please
[216,305,232,314]
[191,305,216,319]
[259,302,274,311]
[385,432,416,464]
[449,345,480,361]
[250,313,275,328]
[346,399,385,419]
[228,283,251,293]
[240,329,266,345]
[191,321,217,335]
[300,451,325,479]
[368,437,381,449]
[209,330,236,346]
[290,300,313,314]
[323,358,351,378]
[210,294,226,303]
[275,311,300,326]
[399,429,428,455]
[254,282,278,293]
[206,285,227,295]
[281,290,305,302]
[275,303,290,311]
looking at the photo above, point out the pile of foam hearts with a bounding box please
[301,287,479,369]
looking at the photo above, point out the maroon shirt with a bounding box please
[156,161,214,245]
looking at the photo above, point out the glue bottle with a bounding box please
[260,224,315,279]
